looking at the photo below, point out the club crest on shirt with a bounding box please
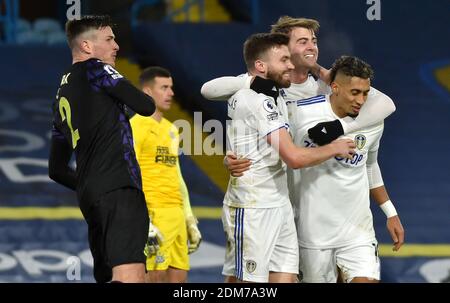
[246,260,257,273]
[355,134,366,150]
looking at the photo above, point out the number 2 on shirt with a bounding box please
[59,97,80,149]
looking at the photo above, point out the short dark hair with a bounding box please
[65,15,114,49]
[139,66,171,87]
[243,33,290,71]
[330,56,374,83]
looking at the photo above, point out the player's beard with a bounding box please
[267,69,291,88]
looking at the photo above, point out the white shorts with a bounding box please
[222,203,299,282]
[299,241,380,283]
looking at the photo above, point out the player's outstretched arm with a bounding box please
[89,59,155,116]
[201,74,252,101]
[308,88,396,146]
[109,80,156,116]
[367,149,405,252]
[267,128,355,169]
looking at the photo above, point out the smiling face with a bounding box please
[262,45,295,88]
[287,27,318,70]
[331,74,370,118]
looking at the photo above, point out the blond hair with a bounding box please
[270,16,320,36]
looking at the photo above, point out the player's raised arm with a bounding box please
[200,74,252,101]
[88,59,155,116]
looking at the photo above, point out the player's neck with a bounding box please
[329,94,346,118]
[151,110,163,122]
[72,52,93,65]
[290,68,309,84]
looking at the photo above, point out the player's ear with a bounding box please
[80,39,93,55]
[142,86,153,97]
[254,60,266,74]
[330,82,339,95]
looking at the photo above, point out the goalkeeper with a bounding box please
[130,66,202,283]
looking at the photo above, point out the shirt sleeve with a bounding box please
[48,124,77,190]
[201,73,251,101]
[251,97,287,137]
[366,124,385,189]
[317,78,332,94]
[86,59,155,116]
[340,86,396,134]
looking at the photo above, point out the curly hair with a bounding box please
[330,56,374,82]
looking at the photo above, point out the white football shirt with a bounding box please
[291,94,384,248]
[223,88,290,208]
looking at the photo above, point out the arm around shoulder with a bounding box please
[201,75,251,101]
[266,128,355,169]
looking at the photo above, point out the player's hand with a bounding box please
[144,222,164,257]
[329,138,355,159]
[224,151,251,177]
[387,215,405,251]
[308,119,344,145]
[186,216,202,254]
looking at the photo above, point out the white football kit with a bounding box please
[292,94,384,282]
[222,88,298,282]
[201,73,393,282]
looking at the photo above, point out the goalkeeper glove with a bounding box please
[186,216,202,254]
[144,222,164,257]
[307,119,344,146]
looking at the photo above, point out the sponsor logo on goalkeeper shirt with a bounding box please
[155,146,176,166]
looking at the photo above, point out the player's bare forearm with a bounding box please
[311,63,331,84]
[267,129,355,168]
[370,186,390,206]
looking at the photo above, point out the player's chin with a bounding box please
[106,58,116,67]
[301,57,315,65]
[278,78,291,88]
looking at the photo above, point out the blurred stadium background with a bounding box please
[0,0,449,282]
